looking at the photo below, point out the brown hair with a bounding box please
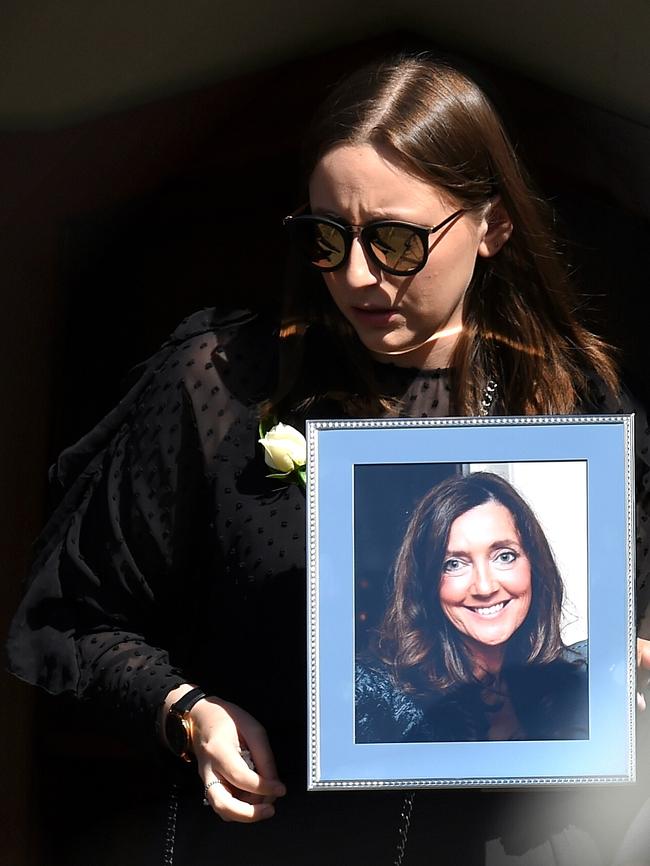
[378,472,565,693]
[265,54,618,419]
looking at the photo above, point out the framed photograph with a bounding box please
[306,415,636,790]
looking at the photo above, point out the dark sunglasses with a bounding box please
[283,208,465,276]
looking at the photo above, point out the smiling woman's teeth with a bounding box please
[473,601,506,617]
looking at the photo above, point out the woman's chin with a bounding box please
[368,338,454,369]
[356,335,421,364]
[351,324,461,368]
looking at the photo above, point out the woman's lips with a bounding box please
[465,600,511,618]
[350,306,399,327]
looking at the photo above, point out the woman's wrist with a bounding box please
[157,683,205,760]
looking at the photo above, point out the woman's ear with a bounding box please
[477,199,513,259]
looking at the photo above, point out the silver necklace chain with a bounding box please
[480,378,498,416]
[393,792,416,866]
[162,782,179,865]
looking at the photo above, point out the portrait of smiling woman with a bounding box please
[355,471,589,744]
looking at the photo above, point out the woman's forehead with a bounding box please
[309,142,451,218]
[447,501,520,543]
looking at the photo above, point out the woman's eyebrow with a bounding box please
[444,539,521,558]
[488,539,521,551]
[309,208,414,222]
[444,548,469,558]
[312,208,342,219]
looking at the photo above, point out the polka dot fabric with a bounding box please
[7,309,650,755]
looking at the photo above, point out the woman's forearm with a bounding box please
[75,631,186,746]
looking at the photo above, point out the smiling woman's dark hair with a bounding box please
[377,471,565,693]
[265,53,618,420]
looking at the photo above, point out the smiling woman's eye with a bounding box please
[494,550,518,566]
[442,557,467,575]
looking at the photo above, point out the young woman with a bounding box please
[356,472,589,744]
[8,54,650,865]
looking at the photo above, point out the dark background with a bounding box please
[355,463,460,651]
[1,4,648,863]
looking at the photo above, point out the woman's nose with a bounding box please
[343,237,380,288]
[472,562,498,596]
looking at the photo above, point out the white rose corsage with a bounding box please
[258,420,306,488]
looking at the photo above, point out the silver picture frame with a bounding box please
[306,415,636,790]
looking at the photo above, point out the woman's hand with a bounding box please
[190,696,286,822]
[637,638,650,711]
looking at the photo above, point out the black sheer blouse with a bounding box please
[7,308,650,765]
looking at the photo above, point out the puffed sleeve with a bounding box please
[6,308,258,742]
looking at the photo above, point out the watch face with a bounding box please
[165,714,191,757]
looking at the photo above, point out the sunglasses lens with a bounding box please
[367,224,426,274]
[291,219,346,270]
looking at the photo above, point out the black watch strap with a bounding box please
[171,687,207,716]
